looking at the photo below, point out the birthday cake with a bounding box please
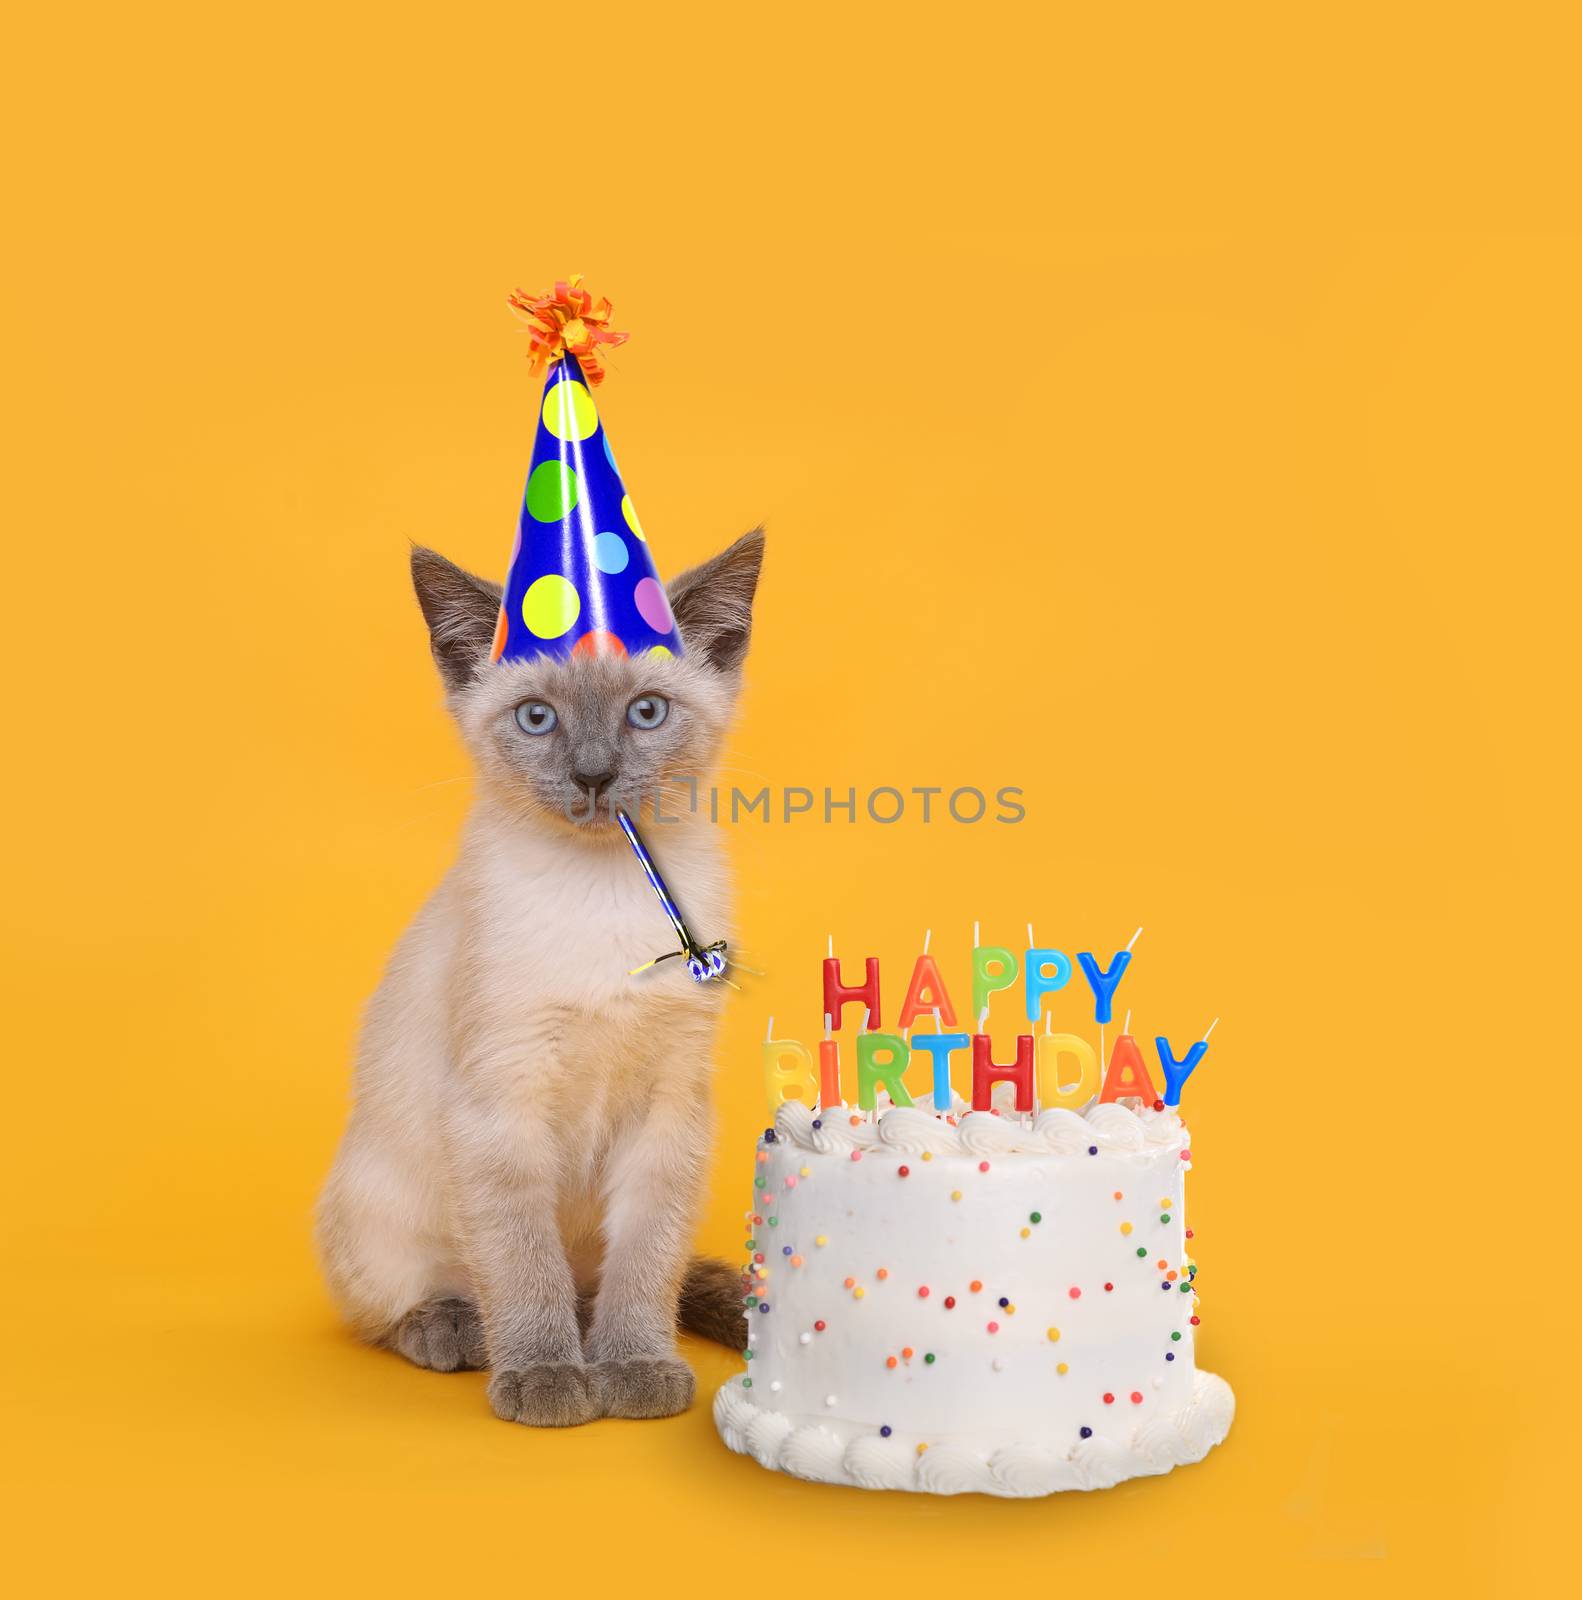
[712,937,1235,1496]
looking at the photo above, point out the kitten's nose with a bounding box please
[573,767,618,795]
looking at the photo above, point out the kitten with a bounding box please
[316,528,763,1426]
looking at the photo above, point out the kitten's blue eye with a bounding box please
[514,701,558,735]
[626,695,669,729]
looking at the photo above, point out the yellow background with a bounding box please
[3,4,1573,1594]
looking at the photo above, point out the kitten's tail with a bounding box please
[679,1256,748,1350]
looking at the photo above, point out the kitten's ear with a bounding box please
[410,545,503,692]
[666,526,765,675]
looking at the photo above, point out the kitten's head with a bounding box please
[410,528,765,835]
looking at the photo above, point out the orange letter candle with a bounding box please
[897,954,957,1030]
[1099,1031,1159,1104]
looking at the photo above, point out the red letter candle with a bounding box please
[823,956,881,1031]
[971,1032,1036,1111]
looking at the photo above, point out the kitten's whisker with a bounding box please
[404,774,472,795]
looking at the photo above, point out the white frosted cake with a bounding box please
[714,1097,1234,1495]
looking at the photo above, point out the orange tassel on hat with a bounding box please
[507,274,630,387]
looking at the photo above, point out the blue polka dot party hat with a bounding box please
[490,277,684,665]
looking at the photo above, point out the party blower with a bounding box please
[495,276,730,986]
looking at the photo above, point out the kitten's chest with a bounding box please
[470,827,728,1013]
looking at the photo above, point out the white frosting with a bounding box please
[713,1098,1232,1496]
[716,1370,1234,1496]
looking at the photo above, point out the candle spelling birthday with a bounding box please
[762,928,1216,1117]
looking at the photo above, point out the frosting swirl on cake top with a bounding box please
[771,1097,1185,1158]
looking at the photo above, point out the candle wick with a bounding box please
[1127,925,1143,952]
[1124,1008,1132,1035]
[1027,922,1035,949]
[923,927,932,954]
[1203,1016,1220,1041]
[973,920,980,949]
[766,1014,774,1043]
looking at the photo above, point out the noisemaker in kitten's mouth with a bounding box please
[494,275,730,986]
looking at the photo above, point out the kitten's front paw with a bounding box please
[488,1364,598,1427]
[393,1297,487,1372]
[591,1357,696,1420]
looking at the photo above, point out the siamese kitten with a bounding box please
[317,528,762,1426]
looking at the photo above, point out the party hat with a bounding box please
[491,277,683,665]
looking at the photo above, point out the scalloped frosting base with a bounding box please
[714,1369,1234,1496]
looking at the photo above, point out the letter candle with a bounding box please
[857,1031,915,1110]
[818,1011,842,1109]
[1100,1017,1160,1104]
[1076,926,1141,1023]
[971,1031,1036,1111]
[1036,1016,1100,1110]
[762,1014,818,1111]
[823,953,881,1031]
[972,935,1020,1021]
[1156,1017,1217,1107]
[911,1004,969,1112]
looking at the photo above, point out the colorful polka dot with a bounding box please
[542,378,598,442]
[592,530,629,574]
[522,573,580,638]
[602,430,620,476]
[621,493,646,540]
[571,629,626,658]
[633,575,673,632]
[526,461,578,522]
